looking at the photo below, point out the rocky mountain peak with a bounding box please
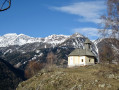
[71,32,84,38]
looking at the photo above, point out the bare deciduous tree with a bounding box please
[46,52,56,65]
[99,0,119,39]
[99,0,119,62]
[99,42,114,63]
[0,0,11,11]
[25,60,44,78]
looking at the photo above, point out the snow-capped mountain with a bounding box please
[58,33,85,48]
[0,33,69,47]
[44,34,70,47]
[0,33,98,70]
[0,33,40,47]
[0,33,98,55]
[0,33,118,70]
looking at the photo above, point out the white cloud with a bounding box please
[72,27,99,39]
[51,1,106,23]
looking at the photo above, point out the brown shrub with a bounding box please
[25,60,44,78]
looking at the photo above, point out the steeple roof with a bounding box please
[69,38,95,57]
[84,38,91,44]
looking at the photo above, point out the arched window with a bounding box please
[89,59,91,62]
[82,59,83,62]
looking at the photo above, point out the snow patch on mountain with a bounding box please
[44,34,69,44]
[4,49,13,55]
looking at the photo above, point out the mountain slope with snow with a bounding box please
[0,33,97,54]
[0,33,98,70]
[0,33,69,47]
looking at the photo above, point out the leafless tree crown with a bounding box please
[99,0,119,62]
[99,0,119,39]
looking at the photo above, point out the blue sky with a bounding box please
[0,0,106,40]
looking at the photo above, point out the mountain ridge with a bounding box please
[0,33,98,70]
[0,33,70,47]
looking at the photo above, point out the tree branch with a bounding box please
[0,0,11,11]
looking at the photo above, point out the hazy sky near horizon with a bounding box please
[0,0,106,40]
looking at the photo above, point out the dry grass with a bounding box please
[17,64,119,90]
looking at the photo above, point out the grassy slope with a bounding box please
[17,64,119,90]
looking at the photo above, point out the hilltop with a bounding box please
[17,64,119,90]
